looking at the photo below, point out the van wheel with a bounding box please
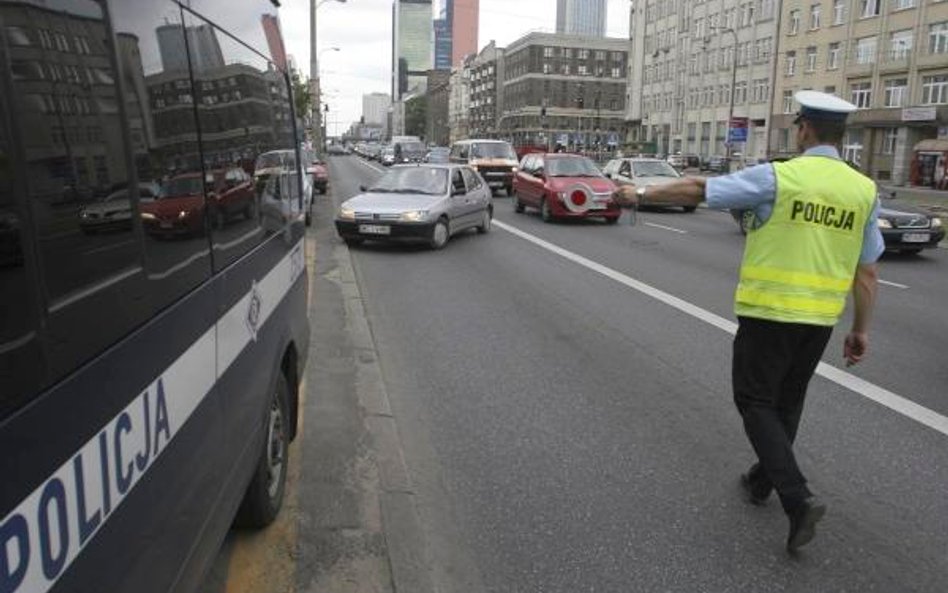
[235,374,290,528]
[682,206,697,213]
[513,192,525,213]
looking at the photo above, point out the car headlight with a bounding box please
[932,217,942,228]
[511,167,518,172]
[338,207,355,221]
[877,218,892,229]
[470,165,478,171]
[141,212,156,221]
[400,210,428,222]
[178,210,188,219]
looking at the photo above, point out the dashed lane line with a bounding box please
[493,218,948,438]
[644,221,688,234]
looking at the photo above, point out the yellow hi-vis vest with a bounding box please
[735,155,876,326]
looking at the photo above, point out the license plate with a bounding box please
[359,224,390,235]
[160,221,172,229]
[903,232,930,243]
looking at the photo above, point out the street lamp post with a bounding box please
[711,26,739,169]
[311,0,346,149]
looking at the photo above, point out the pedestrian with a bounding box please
[613,91,883,552]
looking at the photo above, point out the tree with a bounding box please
[290,69,312,124]
[405,95,427,139]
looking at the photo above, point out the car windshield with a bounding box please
[159,177,203,198]
[632,161,680,178]
[547,157,603,177]
[471,143,516,160]
[369,168,447,195]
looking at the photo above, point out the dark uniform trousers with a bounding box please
[733,316,834,514]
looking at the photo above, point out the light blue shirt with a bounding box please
[705,146,885,264]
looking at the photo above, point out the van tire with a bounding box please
[234,374,291,528]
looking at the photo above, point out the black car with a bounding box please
[877,196,944,255]
[702,155,728,173]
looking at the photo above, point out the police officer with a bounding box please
[614,91,883,552]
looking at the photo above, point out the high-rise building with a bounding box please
[556,0,606,38]
[156,23,224,73]
[363,92,392,126]
[769,0,948,186]
[468,41,504,138]
[392,0,433,100]
[626,1,779,160]
[434,8,453,71]
[450,0,479,66]
[261,14,287,71]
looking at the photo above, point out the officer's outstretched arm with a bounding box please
[613,178,707,208]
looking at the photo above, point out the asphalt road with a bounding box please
[328,155,948,593]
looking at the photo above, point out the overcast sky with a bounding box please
[278,0,630,136]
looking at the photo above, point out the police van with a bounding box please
[0,1,309,592]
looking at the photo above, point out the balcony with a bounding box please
[878,50,911,75]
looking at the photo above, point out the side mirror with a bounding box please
[359,184,367,192]
[604,172,612,179]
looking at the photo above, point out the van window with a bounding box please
[471,142,516,160]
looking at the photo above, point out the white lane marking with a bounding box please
[879,279,909,290]
[644,221,688,234]
[493,219,948,438]
[356,159,386,174]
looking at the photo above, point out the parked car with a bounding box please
[512,153,620,223]
[335,164,492,249]
[79,182,159,233]
[702,155,729,173]
[603,158,697,213]
[877,194,944,254]
[450,139,519,195]
[307,154,329,195]
[256,149,315,225]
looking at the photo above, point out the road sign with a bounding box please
[728,117,749,143]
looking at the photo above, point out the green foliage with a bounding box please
[405,96,427,139]
[291,69,312,120]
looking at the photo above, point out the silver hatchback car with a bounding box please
[335,164,493,249]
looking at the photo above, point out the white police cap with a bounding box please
[793,90,857,123]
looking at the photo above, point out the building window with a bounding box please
[860,0,879,18]
[778,128,790,151]
[810,4,821,29]
[612,67,621,78]
[543,63,552,74]
[854,36,877,64]
[882,128,899,154]
[578,65,588,76]
[843,129,864,165]
[758,0,776,21]
[782,90,794,113]
[595,50,606,60]
[833,0,846,24]
[930,22,948,55]
[825,85,836,94]
[789,10,801,34]
[543,47,554,58]
[786,51,797,76]
[889,30,912,60]
[884,78,907,107]
[577,49,589,59]
[892,0,915,10]
[922,74,948,104]
[735,81,748,103]
[850,82,872,108]
[828,42,841,69]
[806,47,818,72]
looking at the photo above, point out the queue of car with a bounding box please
[343,140,944,256]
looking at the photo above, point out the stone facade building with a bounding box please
[770,0,948,185]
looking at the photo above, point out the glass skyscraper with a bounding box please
[555,0,606,37]
[392,0,432,99]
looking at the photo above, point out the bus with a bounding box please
[0,1,309,592]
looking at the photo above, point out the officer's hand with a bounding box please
[612,185,639,209]
[843,331,869,367]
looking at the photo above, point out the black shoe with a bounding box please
[740,473,771,506]
[786,497,827,552]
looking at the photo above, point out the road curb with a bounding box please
[332,233,435,593]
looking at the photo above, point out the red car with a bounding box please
[141,168,256,236]
[308,158,329,194]
[512,153,620,223]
